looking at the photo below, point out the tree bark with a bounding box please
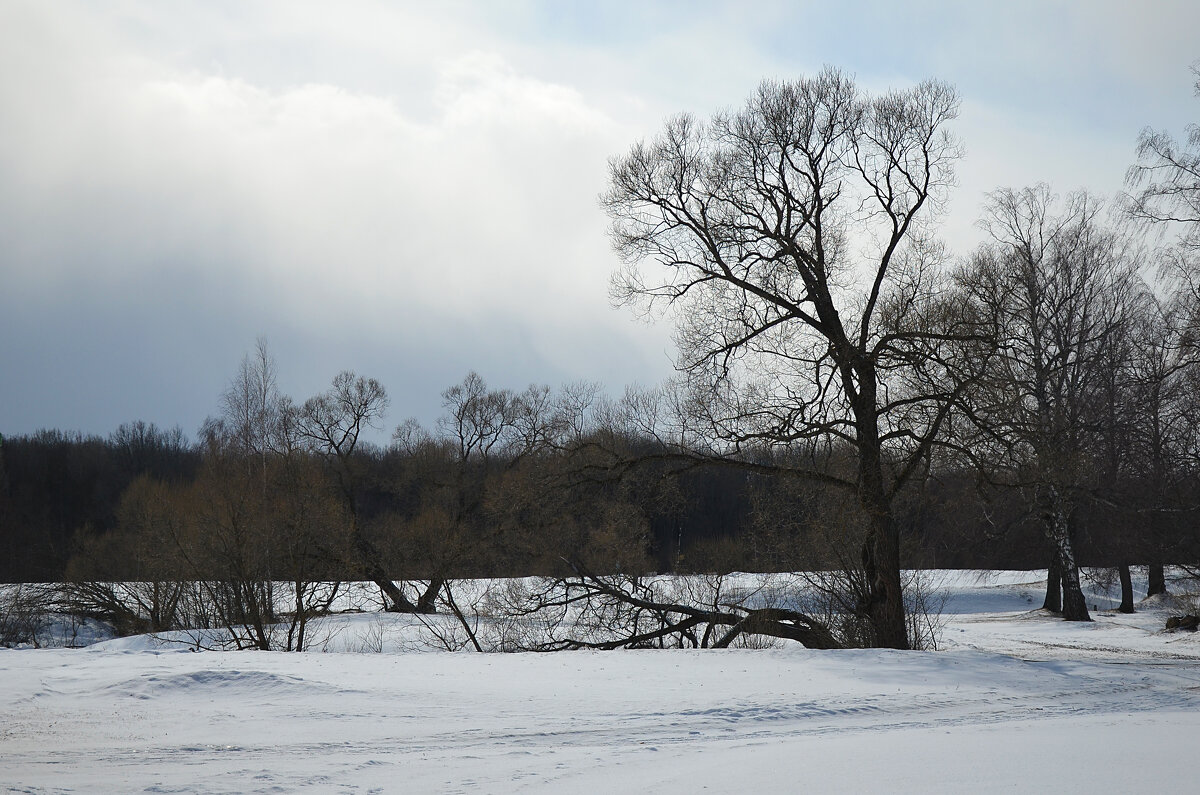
[347,525,420,613]
[1147,562,1168,597]
[1117,563,1135,613]
[1041,554,1060,614]
[376,577,420,613]
[861,518,908,650]
[1045,487,1090,621]
[416,578,442,614]
[1060,562,1091,621]
[1056,539,1091,622]
[858,478,907,647]
[1042,554,1062,612]
[342,504,426,614]
[855,390,909,651]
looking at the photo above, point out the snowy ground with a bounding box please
[3,570,1199,793]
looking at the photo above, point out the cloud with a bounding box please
[5,46,612,306]
[3,0,1199,437]
[0,4,675,435]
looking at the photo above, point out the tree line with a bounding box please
[2,66,1200,650]
[5,359,1193,585]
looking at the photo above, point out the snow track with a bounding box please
[3,648,1200,793]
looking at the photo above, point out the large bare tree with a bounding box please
[957,186,1142,621]
[603,68,965,649]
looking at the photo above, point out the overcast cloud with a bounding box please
[2,0,1198,442]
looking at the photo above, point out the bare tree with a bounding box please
[1126,64,1200,258]
[957,186,1142,621]
[1124,65,1200,594]
[296,371,406,611]
[384,373,545,615]
[146,349,374,648]
[0,584,51,647]
[1122,274,1200,596]
[63,475,191,635]
[109,421,189,477]
[603,68,965,648]
[436,372,518,462]
[208,337,286,470]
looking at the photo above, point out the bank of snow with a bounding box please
[2,570,1199,793]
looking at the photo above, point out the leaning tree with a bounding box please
[603,68,969,649]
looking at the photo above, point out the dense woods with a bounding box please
[2,353,1197,583]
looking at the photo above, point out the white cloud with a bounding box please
[1,15,653,333]
[0,3,678,432]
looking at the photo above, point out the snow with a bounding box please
[3,570,1199,793]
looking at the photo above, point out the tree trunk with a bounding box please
[416,578,443,614]
[1046,487,1090,621]
[853,384,909,651]
[1042,554,1062,612]
[1147,563,1167,597]
[360,552,419,612]
[1060,562,1091,621]
[1117,563,1135,613]
[345,511,420,613]
[859,493,908,650]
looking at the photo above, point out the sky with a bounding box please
[2,0,1198,444]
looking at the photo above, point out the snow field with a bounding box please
[2,570,1199,793]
